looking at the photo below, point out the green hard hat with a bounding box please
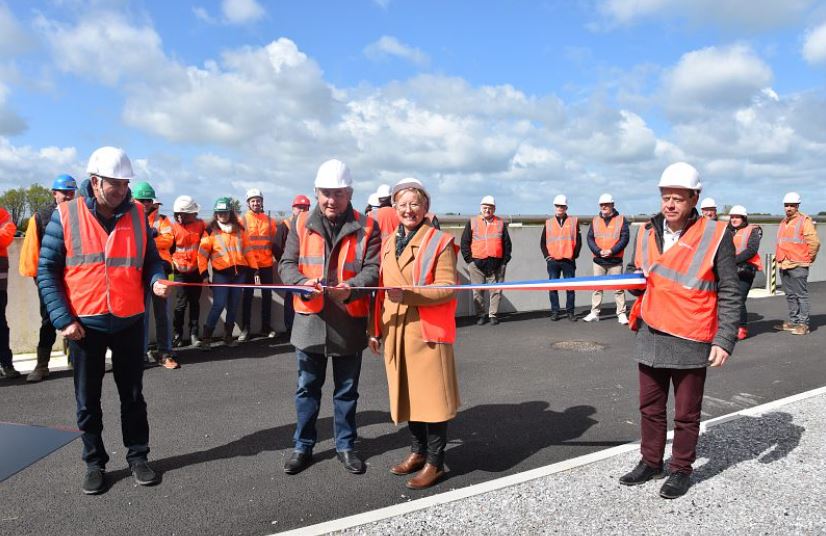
[131,181,156,200]
[214,197,232,212]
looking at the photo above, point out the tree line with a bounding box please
[0,184,55,234]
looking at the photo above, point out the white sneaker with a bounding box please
[237,328,249,342]
[583,312,600,322]
[617,313,629,325]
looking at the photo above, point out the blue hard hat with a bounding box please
[52,174,77,191]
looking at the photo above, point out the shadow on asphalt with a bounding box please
[748,313,825,336]
[691,411,804,484]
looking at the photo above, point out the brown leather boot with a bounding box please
[405,463,444,490]
[390,452,426,475]
[26,348,52,382]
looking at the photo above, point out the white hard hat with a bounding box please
[173,195,200,214]
[729,205,747,217]
[392,177,429,202]
[658,162,702,191]
[783,192,801,204]
[86,146,134,180]
[553,194,567,206]
[598,193,614,204]
[480,195,496,206]
[314,159,352,189]
[368,193,381,207]
[376,184,392,198]
[246,188,263,201]
[700,197,717,209]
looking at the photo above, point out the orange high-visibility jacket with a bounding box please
[591,215,625,259]
[198,227,258,274]
[776,213,813,263]
[19,214,40,278]
[171,219,206,274]
[148,211,174,264]
[0,207,16,290]
[294,209,375,317]
[58,198,146,319]
[243,211,278,268]
[470,216,504,259]
[374,206,400,247]
[545,216,578,260]
[633,218,727,343]
[733,225,763,271]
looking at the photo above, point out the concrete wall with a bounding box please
[5,222,824,353]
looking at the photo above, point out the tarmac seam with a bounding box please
[274,384,826,536]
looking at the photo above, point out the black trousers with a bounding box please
[37,284,58,352]
[173,271,203,337]
[737,270,755,327]
[408,421,448,468]
[0,288,11,368]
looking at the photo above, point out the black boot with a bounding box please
[224,322,238,347]
[199,326,213,351]
[26,348,52,382]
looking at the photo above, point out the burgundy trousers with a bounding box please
[638,363,707,474]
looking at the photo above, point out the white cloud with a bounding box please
[0,3,33,58]
[597,0,670,25]
[364,36,429,66]
[803,22,826,65]
[372,0,391,9]
[0,137,79,191]
[192,6,216,24]
[221,0,265,25]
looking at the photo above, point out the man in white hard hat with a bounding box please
[365,192,381,214]
[375,184,392,207]
[37,146,170,494]
[540,194,581,321]
[699,197,718,220]
[240,188,280,341]
[460,195,512,325]
[273,195,312,335]
[727,205,762,340]
[170,195,207,348]
[620,162,739,500]
[279,159,380,476]
[584,193,630,324]
[774,192,820,335]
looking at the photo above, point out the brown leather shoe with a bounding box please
[773,321,795,332]
[405,463,444,490]
[390,453,426,475]
[791,324,810,335]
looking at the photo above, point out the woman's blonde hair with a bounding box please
[393,187,430,211]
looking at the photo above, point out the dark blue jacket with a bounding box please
[37,179,165,333]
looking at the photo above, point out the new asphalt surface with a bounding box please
[1,284,825,535]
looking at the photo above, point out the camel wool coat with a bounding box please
[378,224,461,424]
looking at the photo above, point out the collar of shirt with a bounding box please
[662,220,682,252]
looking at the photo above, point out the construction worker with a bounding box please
[197,197,258,350]
[376,183,392,207]
[727,205,762,340]
[18,174,77,381]
[0,204,18,379]
[620,162,738,500]
[461,196,512,325]
[584,193,630,324]
[700,197,718,220]
[373,184,400,248]
[540,194,581,322]
[774,192,820,335]
[365,192,381,215]
[275,195,312,335]
[278,159,380,476]
[170,195,206,348]
[37,146,168,494]
[132,182,177,369]
[239,188,279,341]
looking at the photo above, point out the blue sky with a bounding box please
[1,0,826,216]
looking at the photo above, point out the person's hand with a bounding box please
[386,288,404,303]
[368,336,381,355]
[302,278,323,299]
[327,282,352,302]
[153,279,171,298]
[600,249,612,257]
[60,320,86,341]
[708,345,730,367]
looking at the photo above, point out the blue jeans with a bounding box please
[144,291,172,354]
[241,266,274,330]
[206,270,247,331]
[70,320,149,469]
[547,259,576,313]
[293,349,363,453]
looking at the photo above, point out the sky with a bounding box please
[1,0,826,217]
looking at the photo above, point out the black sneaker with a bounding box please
[82,468,106,495]
[1,365,21,379]
[490,316,500,325]
[567,312,577,322]
[283,451,313,475]
[476,316,488,326]
[619,460,665,486]
[171,334,184,348]
[550,311,561,321]
[659,471,691,499]
[130,461,161,486]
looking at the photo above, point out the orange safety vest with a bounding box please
[470,216,504,259]
[293,209,375,317]
[19,214,40,277]
[374,206,400,246]
[171,219,205,273]
[243,211,278,268]
[545,216,578,260]
[775,213,812,263]
[58,198,146,319]
[733,225,763,271]
[591,215,624,259]
[632,218,727,343]
[198,227,256,273]
[148,211,173,264]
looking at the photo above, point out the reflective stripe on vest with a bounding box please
[776,214,812,263]
[172,220,205,273]
[470,216,504,259]
[591,215,624,259]
[60,198,146,319]
[244,211,277,266]
[411,226,458,344]
[207,229,252,271]
[545,216,577,260]
[733,225,763,271]
[149,212,173,263]
[635,218,726,342]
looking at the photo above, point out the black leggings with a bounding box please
[408,421,448,468]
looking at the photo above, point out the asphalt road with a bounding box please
[1,285,825,536]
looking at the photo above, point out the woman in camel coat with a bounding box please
[369,178,460,490]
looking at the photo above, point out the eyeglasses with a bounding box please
[396,203,423,211]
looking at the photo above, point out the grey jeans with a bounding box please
[468,262,506,317]
[780,267,809,325]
